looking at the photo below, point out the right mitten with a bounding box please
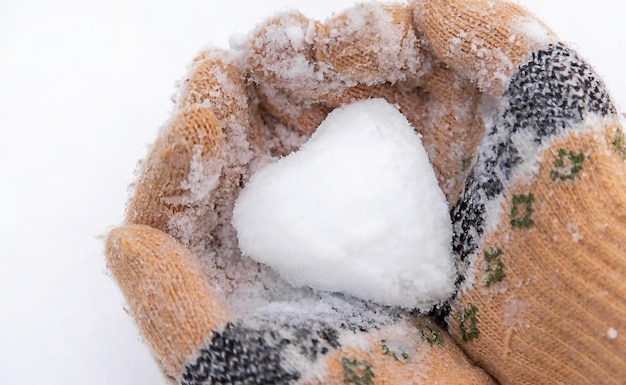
[413,0,626,383]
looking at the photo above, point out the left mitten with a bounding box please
[105,7,496,383]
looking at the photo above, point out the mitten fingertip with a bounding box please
[315,2,431,86]
[105,225,231,380]
[411,0,555,96]
[125,105,225,231]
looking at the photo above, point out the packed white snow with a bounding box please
[232,99,456,309]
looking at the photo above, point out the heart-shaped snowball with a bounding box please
[232,99,456,309]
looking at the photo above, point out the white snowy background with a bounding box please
[0,0,623,383]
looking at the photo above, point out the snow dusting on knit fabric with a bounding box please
[242,2,431,105]
[233,99,456,309]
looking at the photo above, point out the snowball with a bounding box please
[232,99,456,309]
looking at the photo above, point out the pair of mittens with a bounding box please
[106,0,626,383]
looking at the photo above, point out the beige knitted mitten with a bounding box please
[105,0,625,384]
[107,2,493,384]
[413,0,626,383]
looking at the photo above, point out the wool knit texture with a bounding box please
[104,0,626,384]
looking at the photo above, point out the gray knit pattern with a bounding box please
[452,43,616,271]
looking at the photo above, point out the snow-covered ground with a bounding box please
[0,0,623,384]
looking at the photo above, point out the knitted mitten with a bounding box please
[105,0,626,384]
[413,0,626,383]
[106,2,493,384]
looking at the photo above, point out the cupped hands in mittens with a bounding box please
[107,3,494,383]
[106,0,626,384]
